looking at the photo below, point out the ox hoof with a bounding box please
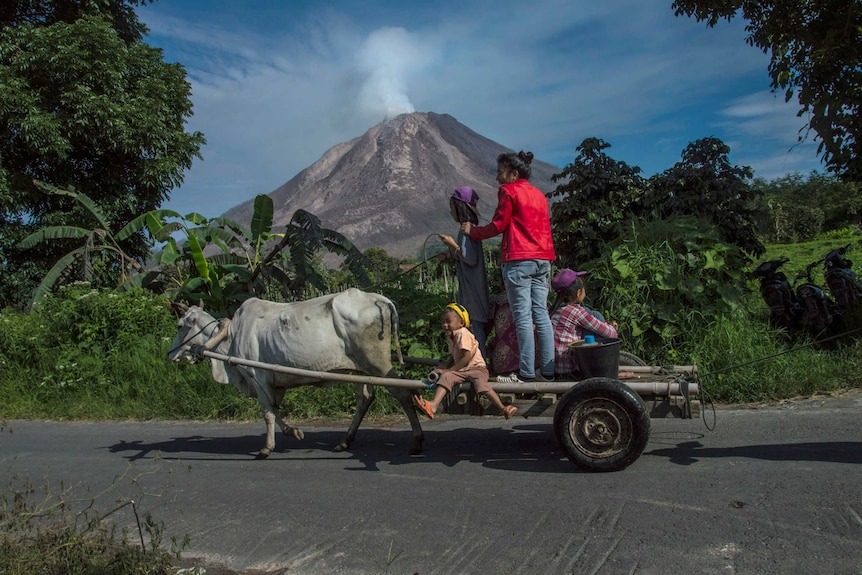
[256,448,272,459]
[409,444,423,456]
[334,441,350,452]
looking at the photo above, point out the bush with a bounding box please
[0,284,258,420]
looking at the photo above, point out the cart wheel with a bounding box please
[619,351,647,366]
[553,377,650,472]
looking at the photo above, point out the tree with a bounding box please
[650,137,766,257]
[754,171,862,242]
[548,137,648,266]
[0,1,205,308]
[673,0,862,181]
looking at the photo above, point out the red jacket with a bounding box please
[469,179,555,263]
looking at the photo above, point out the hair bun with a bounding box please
[518,150,534,165]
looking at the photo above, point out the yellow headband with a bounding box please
[445,303,470,328]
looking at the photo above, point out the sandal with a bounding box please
[503,405,518,420]
[414,396,435,420]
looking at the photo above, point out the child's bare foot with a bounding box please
[503,405,518,419]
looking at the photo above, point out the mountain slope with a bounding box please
[222,112,561,259]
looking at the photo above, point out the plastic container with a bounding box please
[571,338,621,379]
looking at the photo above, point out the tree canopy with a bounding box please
[0,0,204,308]
[673,0,862,181]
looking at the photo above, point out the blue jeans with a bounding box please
[501,260,555,378]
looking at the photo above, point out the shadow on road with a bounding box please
[646,436,862,466]
[106,422,578,473]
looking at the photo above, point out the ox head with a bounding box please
[167,305,220,364]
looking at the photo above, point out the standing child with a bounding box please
[414,304,517,420]
[438,186,490,359]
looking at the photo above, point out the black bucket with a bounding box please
[572,338,620,379]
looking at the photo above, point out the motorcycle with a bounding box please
[793,259,836,340]
[823,244,862,333]
[823,244,862,309]
[753,257,802,332]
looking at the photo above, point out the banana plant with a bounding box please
[17,181,150,307]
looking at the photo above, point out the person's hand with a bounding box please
[438,233,456,249]
[611,320,619,329]
[460,222,472,235]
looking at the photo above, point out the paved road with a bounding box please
[2,392,861,575]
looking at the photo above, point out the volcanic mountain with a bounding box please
[222,111,562,259]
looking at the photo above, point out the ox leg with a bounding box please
[273,389,304,441]
[255,386,303,459]
[335,383,377,452]
[259,409,277,458]
[387,384,425,455]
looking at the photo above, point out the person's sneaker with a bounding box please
[535,372,555,382]
[495,372,533,383]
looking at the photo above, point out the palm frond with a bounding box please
[117,209,184,241]
[209,216,252,241]
[28,248,87,308]
[250,194,274,244]
[34,180,112,233]
[18,226,94,248]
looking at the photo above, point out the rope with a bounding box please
[696,325,862,379]
[166,319,219,355]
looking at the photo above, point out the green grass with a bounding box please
[759,227,862,284]
[684,307,862,403]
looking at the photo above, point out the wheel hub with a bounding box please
[569,398,632,458]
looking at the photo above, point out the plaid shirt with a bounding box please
[551,304,618,375]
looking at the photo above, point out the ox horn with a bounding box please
[171,301,189,316]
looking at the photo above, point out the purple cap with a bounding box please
[452,186,478,207]
[551,269,588,293]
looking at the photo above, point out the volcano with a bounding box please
[222,111,561,259]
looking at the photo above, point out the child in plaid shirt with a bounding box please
[550,269,618,379]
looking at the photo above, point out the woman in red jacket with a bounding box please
[461,150,556,383]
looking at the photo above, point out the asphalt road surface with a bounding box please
[2,391,861,575]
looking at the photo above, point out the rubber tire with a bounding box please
[619,351,647,366]
[553,377,650,472]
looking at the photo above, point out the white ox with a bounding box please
[168,289,424,457]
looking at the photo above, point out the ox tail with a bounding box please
[389,300,403,365]
[376,298,403,365]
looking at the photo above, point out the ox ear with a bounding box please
[171,301,189,317]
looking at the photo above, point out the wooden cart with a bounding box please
[201,350,701,472]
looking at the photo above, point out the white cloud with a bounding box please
[138,0,825,216]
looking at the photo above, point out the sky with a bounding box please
[137,0,824,219]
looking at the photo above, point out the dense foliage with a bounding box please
[673,0,862,181]
[548,137,647,265]
[0,0,204,309]
[754,172,862,243]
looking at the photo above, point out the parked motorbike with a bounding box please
[823,244,862,309]
[753,257,801,331]
[755,247,862,341]
[793,259,836,339]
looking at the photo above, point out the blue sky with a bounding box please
[137,0,823,218]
